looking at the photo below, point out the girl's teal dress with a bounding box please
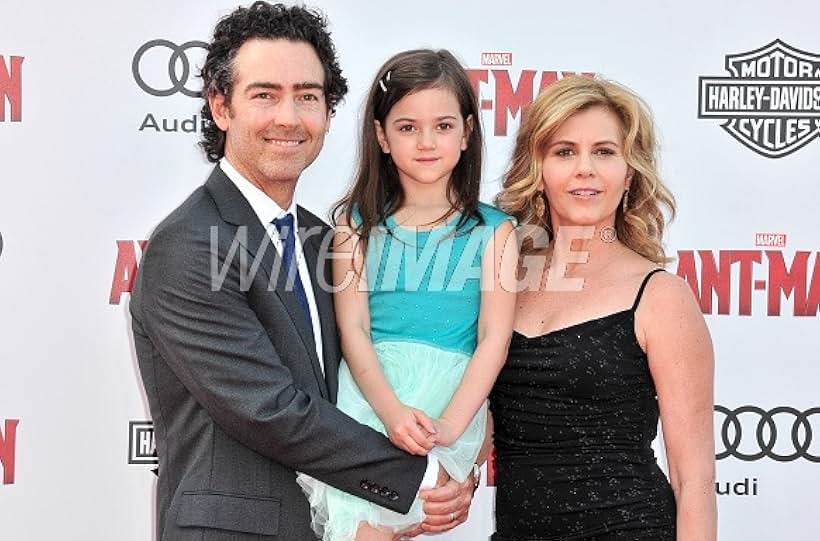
[298,203,512,541]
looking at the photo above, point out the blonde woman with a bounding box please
[490,76,716,540]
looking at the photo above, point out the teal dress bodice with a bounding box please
[361,203,512,356]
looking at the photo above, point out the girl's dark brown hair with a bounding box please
[332,49,484,258]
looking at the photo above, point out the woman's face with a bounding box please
[540,105,631,235]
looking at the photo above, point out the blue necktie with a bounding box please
[271,213,313,335]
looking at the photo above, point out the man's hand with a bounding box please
[397,466,475,538]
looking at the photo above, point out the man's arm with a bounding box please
[133,222,427,513]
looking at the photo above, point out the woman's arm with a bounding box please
[332,224,436,455]
[639,272,717,541]
[437,220,518,445]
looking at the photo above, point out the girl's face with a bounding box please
[375,87,471,193]
[540,105,631,233]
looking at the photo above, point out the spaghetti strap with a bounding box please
[631,268,666,311]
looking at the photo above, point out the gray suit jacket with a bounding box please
[130,166,427,540]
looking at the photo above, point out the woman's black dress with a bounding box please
[490,269,676,540]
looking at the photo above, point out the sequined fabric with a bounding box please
[490,270,675,540]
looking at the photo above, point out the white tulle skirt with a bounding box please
[297,340,487,541]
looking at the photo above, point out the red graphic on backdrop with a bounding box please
[486,449,496,487]
[466,67,594,136]
[0,55,24,122]
[110,240,148,305]
[0,419,19,485]
[676,250,820,316]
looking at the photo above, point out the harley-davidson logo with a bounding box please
[698,39,820,158]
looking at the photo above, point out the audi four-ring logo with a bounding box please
[132,39,208,97]
[715,405,820,462]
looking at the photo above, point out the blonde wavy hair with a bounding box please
[496,76,676,265]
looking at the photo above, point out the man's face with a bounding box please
[209,38,330,195]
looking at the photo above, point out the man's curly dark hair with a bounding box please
[199,2,348,162]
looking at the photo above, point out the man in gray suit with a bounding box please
[130,2,476,540]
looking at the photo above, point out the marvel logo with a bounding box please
[755,233,787,247]
[481,52,512,66]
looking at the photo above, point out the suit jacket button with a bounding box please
[379,487,391,498]
[370,482,381,494]
[360,480,371,491]
[389,491,399,501]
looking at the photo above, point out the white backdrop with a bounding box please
[1,1,819,539]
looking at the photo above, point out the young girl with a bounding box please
[297,49,517,541]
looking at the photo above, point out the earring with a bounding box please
[622,188,629,213]
[533,192,546,219]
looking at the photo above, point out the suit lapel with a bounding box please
[204,167,328,399]
[298,207,338,403]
